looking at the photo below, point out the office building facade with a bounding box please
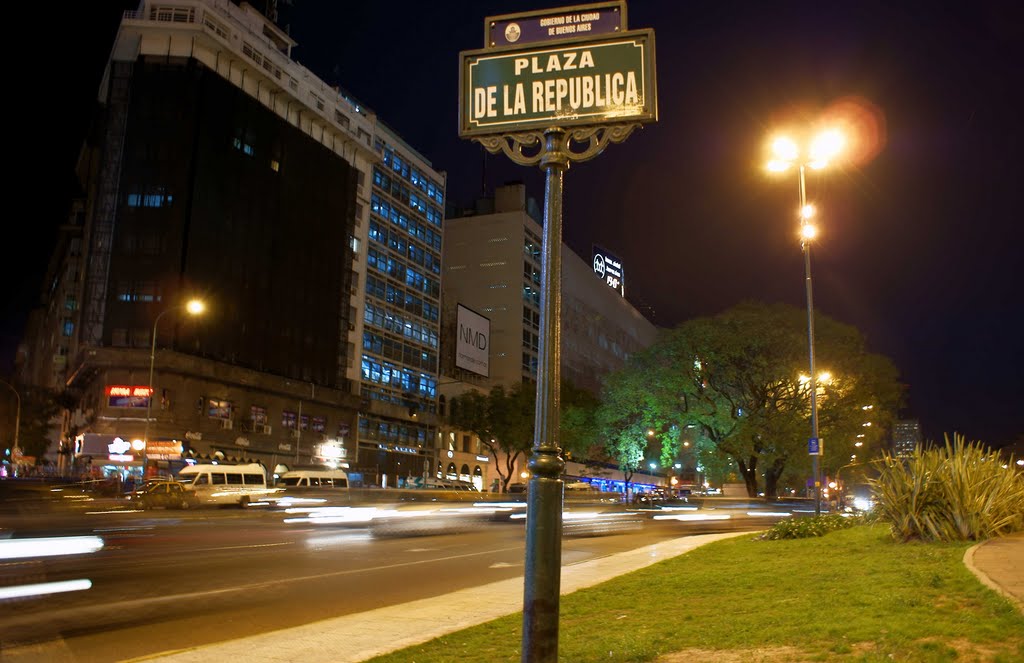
[892,419,923,458]
[18,1,443,483]
[438,183,658,489]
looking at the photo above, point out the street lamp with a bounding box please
[143,298,206,475]
[767,128,844,517]
[0,378,20,460]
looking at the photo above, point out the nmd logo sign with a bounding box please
[456,304,491,377]
[460,324,488,351]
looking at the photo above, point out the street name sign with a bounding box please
[486,1,626,48]
[460,29,656,137]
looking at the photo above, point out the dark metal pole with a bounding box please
[799,165,821,517]
[522,128,568,662]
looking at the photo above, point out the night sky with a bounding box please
[7,1,1022,446]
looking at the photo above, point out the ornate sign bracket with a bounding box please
[474,122,642,169]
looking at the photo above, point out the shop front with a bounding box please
[73,433,187,483]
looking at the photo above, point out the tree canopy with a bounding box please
[0,382,63,462]
[600,302,902,497]
[448,379,602,492]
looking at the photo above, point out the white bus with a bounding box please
[177,463,274,506]
[277,469,349,489]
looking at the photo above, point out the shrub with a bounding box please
[870,432,1024,542]
[758,513,861,540]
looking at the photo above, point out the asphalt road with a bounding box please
[0,497,784,662]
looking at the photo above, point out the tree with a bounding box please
[595,354,682,499]
[0,382,63,462]
[603,302,902,497]
[559,380,602,460]
[449,380,604,492]
[449,383,535,492]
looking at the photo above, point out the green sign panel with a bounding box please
[460,29,656,137]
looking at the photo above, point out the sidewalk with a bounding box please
[964,531,1024,613]
[134,531,752,663]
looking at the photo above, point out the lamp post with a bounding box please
[143,299,206,475]
[767,129,844,517]
[0,378,21,460]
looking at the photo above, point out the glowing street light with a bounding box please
[766,127,846,517]
[143,298,207,474]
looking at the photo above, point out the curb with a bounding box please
[963,539,1024,614]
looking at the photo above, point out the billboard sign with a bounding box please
[592,245,625,296]
[487,2,626,48]
[456,304,490,377]
[460,29,656,137]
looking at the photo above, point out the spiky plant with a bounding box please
[870,433,1024,542]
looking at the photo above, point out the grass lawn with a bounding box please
[368,525,1024,662]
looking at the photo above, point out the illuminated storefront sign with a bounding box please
[73,434,184,462]
[147,440,184,460]
[315,441,347,461]
[593,245,625,296]
[106,385,153,408]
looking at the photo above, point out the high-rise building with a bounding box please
[438,183,657,489]
[17,1,444,484]
[892,419,922,458]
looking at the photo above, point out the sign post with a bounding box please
[460,4,656,660]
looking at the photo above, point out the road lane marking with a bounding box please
[190,542,294,553]
[0,544,525,634]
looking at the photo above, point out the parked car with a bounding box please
[127,480,197,510]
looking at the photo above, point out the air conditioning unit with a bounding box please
[348,322,355,331]
[221,419,233,430]
[261,424,272,435]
